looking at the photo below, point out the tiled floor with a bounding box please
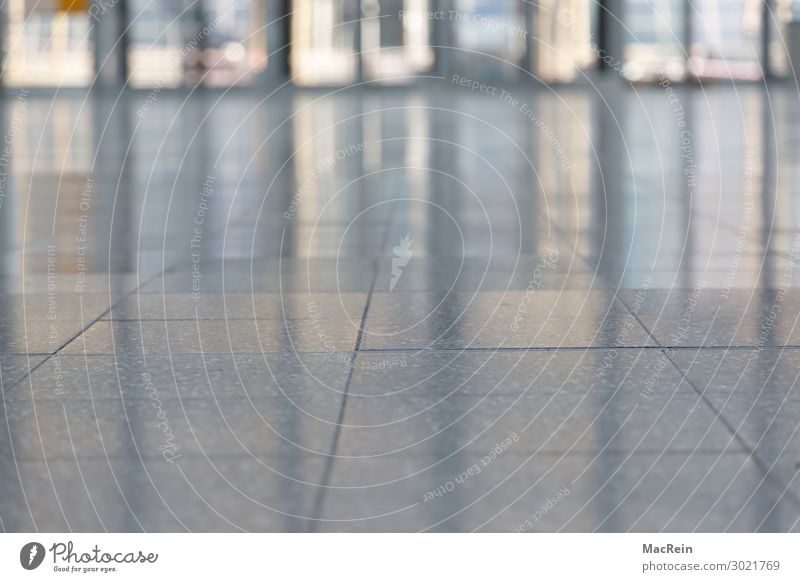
[1,83,800,532]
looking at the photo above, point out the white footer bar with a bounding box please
[1,533,798,580]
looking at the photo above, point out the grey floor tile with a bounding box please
[7,352,351,401]
[0,454,323,531]
[104,292,367,321]
[0,296,114,354]
[141,259,376,293]
[348,349,700,398]
[1,249,171,278]
[0,356,45,391]
[317,452,796,532]
[0,295,112,319]
[197,223,389,259]
[569,219,771,266]
[4,85,800,533]
[0,320,91,354]
[62,319,360,354]
[0,275,140,297]
[595,250,791,277]
[371,255,593,293]
[362,291,654,349]
[0,391,342,461]
[336,371,738,456]
[266,223,389,258]
[619,288,800,347]
[605,271,789,291]
[378,219,562,259]
[669,348,800,488]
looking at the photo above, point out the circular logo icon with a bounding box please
[20,542,45,570]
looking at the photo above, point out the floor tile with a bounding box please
[0,356,45,391]
[0,455,323,532]
[3,85,800,533]
[0,296,115,354]
[0,274,140,297]
[362,291,654,349]
[371,254,592,293]
[619,288,800,347]
[669,348,800,488]
[104,292,367,321]
[0,320,91,354]
[0,391,343,461]
[140,259,376,293]
[62,319,360,354]
[317,452,796,532]
[7,352,351,401]
[336,370,738,456]
[347,349,697,398]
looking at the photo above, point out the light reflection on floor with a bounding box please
[0,82,799,531]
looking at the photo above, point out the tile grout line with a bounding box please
[305,273,373,531]
[2,269,174,396]
[609,269,800,510]
[307,215,397,531]
[610,276,800,506]
[660,352,800,510]
[549,223,800,508]
[14,344,800,358]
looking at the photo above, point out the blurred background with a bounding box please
[2,0,800,89]
[3,1,800,534]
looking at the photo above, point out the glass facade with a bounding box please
[1,0,798,88]
[3,0,93,86]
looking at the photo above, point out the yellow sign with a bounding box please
[58,0,88,11]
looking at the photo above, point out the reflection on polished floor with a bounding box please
[1,81,800,532]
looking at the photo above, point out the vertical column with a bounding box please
[590,81,627,276]
[355,0,365,83]
[92,0,128,88]
[189,0,206,82]
[0,0,6,89]
[522,0,537,77]
[432,0,455,77]
[265,0,293,84]
[597,0,624,73]
[762,0,772,78]
[788,8,800,80]
[682,0,693,69]
[96,92,132,272]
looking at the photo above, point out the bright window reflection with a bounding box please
[291,0,361,85]
[534,0,597,81]
[452,0,525,81]
[128,0,267,88]
[361,0,433,82]
[1,0,796,87]
[624,0,686,82]
[4,0,93,87]
[690,0,762,80]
